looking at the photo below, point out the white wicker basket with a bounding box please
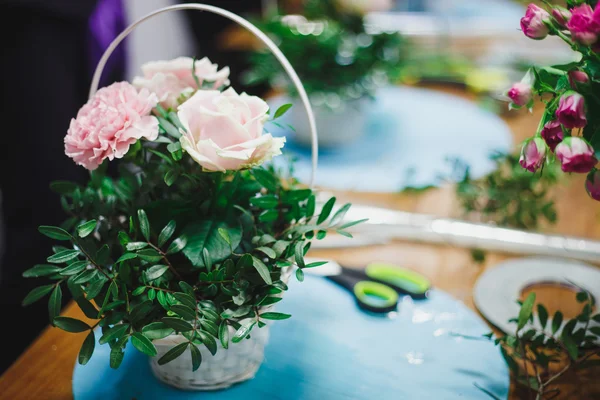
[90,2,318,392]
[149,322,271,390]
[149,267,292,390]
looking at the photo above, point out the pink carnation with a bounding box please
[64,82,159,170]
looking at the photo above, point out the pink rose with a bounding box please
[335,0,393,15]
[177,88,285,172]
[555,137,597,173]
[568,70,590,88]
[519,137,547,173]
[552,7,571,27]
[540,120,564,152]
[133,57,230,110]
[586,168,600,201]
[507,82,533,107]
[555,92,587,129]
[520,4,551,39]
[567,4,600,45]
[64,82,159,170]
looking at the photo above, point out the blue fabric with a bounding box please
[268,86,513,192]
[73,275,509,399]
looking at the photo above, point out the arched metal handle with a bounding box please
[89,3,318,187]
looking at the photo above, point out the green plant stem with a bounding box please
[144,285,176,294]
[147,241,183,280]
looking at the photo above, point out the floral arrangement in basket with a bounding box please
[21,54,361,380]
[245,0,404,102]
[509,0,600,202]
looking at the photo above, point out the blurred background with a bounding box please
[1,2,598,394]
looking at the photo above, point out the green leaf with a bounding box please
[330,203,351,226]
[129,300,153,323]
[47,249,80,264]
[336,230,353,238]
[131,332,157,357]
[253,169,278,192]
[259,209,279,222]
[219,322,229,350]
[99,324,129,345]
[78,331,96,365]
[562,333,578,360]
[317,197,336,224]
[232,321,256,343]
[202,248,212,271]
[22,284,54,306]
[537,304,548,329]
[157,116,182,139]
[218,228,231,245]
[552,311,563,334]
[164,170,180,187]
[137,210,150,241]
[170,304,196,320]
[38,226,71,241]
[197,330,217,355]
[173,293,196,310]
[250,195,278,209]
[22,264,62,278]
[306,195,316,219]
[146,265,169,281]
[77,220,97,238]
[181,221,241,267]
[296,268,305,282]
[576,291,589,303]
[157,342,188,365]
[305,261,328,269]
[161,317,193,332]
[60,261,88,276]
[199,319,219,337]
[50,180,79,195]
[137,249,162,263]
[110,347,125,369]
[273,103,292,119]
[158,221,177,248]
[53,316,90,333]
[517,292,535,331]
[190,343,202,371]
[166,236,187,255]
[73,269,97,284]
[126,242,148,251]
[338,219,369,230]
[142,322,174,340]
[48,285,62,321]
[75,296,100,319]
[256,247,276,259]
[251,256,272,285]
[260,312,291,320]
[294,242,305,268]
[258,296,282,306]
[167,141,182,153]
[115,253,137,264]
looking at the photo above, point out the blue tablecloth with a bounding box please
[73,275,509,399]
[268,86,513,192]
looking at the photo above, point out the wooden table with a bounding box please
[1,86,599,400]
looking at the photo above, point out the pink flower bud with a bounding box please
[540,120,564,152]
[567,4,600,45]
[555,137,597,173]
[585,168,600,201]
[552,7,571,27]
[555,92,587,129]
[568,70,590,88]
[507,82,532,107]
[519,137,547,173]
[521,4,551,39]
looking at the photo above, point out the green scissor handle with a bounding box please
[353,281,399,313]
[365,262,431,299]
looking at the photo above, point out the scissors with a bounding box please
[307,259,431,314]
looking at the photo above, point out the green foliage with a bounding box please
[245,4,406,101]
[476,287,600,399]
[24,133,362,370]
[454,153,559,231]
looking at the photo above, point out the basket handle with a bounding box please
[89,3,318,187]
